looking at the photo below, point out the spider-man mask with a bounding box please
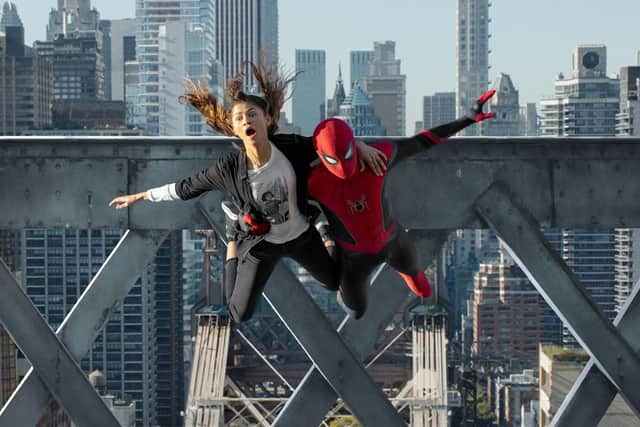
[313,118,358,180]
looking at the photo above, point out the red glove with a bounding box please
[242,213,270,235]
[470,90,496,122]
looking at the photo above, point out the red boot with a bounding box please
[398,271,432,298]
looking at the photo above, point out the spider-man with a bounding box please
[309,90,495,318]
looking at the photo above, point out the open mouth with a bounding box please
[246,127,256,137]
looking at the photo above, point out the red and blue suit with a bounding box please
[308,90,495,319]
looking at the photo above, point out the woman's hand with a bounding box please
[109,192,146,210]
[356,140,387,176]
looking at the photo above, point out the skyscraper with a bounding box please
[539,46,619,347]
[46,0,100,40]
[614,229,640,313]
[615,65,640,136]
[34,35,105,101]
[0,1,22,31]
[215,0,278,90]
[422,92,455,129]
[151,232,184,427]
[158,20,223,136]
[0,230,17,407]
[20,230,183,426]
[561,229,617,346]
[293,49,325,134]
[363,41,406,136]
[0,3,53,135]
[540,45,619,136]
[105,18,135,101]
[338,81,385,136]
[456,0,490,136]
[522,102,539,136]
[135,0,215,135]
[326,65,346,118]
[483,72,522,136]
[349,50,373,91]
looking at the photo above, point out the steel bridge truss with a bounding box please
[1,137,640,426]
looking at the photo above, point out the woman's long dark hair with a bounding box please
[180,60,298,136]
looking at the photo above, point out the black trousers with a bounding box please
[338,227,420,319]
[226,224,340,323]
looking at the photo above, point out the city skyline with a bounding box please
[7,0,640,134]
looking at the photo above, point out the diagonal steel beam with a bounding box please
[473,182,640,416]
[198,205,407,427]
[0,230,168,427]
[0,258,120,427]
[273,230,449,426]
[262,264,406,427]
[551,278,640,426]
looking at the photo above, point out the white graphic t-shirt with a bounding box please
[248,142,309,243]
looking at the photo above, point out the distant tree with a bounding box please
[476,386,497,425]
[329,416,362,427]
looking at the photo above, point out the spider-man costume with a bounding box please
[308,90,495,319]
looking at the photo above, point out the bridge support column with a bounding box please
[185,309,232,427]
[410,311,448,427]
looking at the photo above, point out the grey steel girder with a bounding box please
[273,230,449,426]
[198,205,406,426]
[0,259,120,427]
[263,264,406,427]
[0,230,168,427]
[3,137,640,230]
[473,182,640,417]
[551,278,640,426]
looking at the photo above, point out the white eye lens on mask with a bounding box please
[344,141,353,160]
[322,153,338,165]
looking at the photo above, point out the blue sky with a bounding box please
[11,0,640,133]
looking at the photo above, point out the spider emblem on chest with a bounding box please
[347,194,368,214]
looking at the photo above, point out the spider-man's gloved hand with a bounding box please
[468,89,496,122]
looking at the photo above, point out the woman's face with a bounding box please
[231,101,271,146]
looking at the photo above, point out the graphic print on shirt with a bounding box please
[255,176,290,224]
[347,194,368,214]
